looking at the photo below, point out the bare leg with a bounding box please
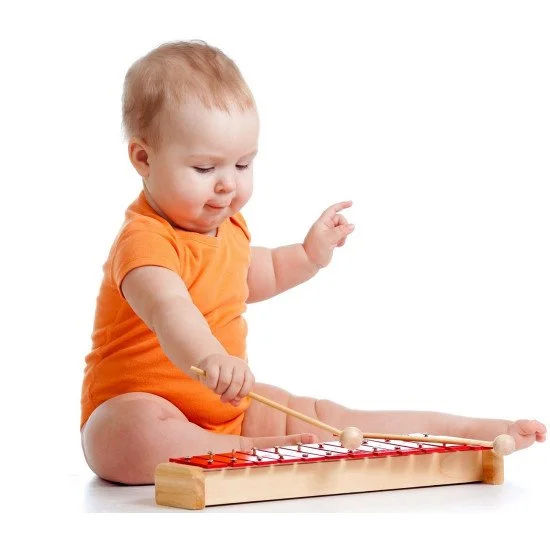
[241,383,546,451]
[81,392,320,485]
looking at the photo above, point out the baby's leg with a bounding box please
[242,383,544,451]
[81,392,243,485]
[81,392,317,485]
[242,383,471,439]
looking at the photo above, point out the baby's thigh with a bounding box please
[241,382,292,437]
[81,392,189,485]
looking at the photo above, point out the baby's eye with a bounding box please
[193,165,250,174]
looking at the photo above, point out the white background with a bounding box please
[2,0,548,537]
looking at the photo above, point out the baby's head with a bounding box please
[122,40,259,235]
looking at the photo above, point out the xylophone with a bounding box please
[156,366,513,509]
[154,435,505,509]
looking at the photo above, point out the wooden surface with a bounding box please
[482,450,504,484]
[155,463,205,510]
[155,447,502,509]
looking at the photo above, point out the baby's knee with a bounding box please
[81,392,186,485]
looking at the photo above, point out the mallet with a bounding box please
[189,366,515,455]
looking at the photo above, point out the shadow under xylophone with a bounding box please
[154,435,504,509]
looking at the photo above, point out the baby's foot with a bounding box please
[506,419,546,451]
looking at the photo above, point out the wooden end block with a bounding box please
[155,462,205,510]
[481,450,504,485]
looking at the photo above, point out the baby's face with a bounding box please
[143,100,259,235]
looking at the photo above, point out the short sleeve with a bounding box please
[111,223,181,296]
[230,211,251,242]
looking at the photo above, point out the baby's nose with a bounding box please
[215,175,237,193]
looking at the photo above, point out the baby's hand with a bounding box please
[194,353,255,406]
[303,201,355,269]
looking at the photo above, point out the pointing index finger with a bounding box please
[321,200,353,220]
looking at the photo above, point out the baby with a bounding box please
[81,40,546,485]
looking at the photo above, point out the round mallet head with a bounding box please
[492,434,515,456]
[340,426,364,450]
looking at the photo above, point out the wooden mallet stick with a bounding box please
[359,431,515,456]
[189,366,515,455]
[190,366,343,435]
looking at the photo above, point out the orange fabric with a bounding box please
[81,192,252,433]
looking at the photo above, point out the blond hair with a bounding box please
[121,40,256,150]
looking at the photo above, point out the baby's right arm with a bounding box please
[121,266,254,405]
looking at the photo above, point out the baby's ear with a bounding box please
[127,138,150,177]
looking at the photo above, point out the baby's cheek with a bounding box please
[174,185,205,207]
[235,187,253,210]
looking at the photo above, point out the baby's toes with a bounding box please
[517,419,545,437]
[528,419,546,436]
[514,419,537,435]
[534,420,547,441]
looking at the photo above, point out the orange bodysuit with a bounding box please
[81,192,252,433]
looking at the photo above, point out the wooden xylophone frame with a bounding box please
[154,436,504,509]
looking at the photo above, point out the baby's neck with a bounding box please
[142,183,219,237]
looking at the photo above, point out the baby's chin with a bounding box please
[174,212,231,235]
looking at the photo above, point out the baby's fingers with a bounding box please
[216,363,234,397]
[227,369,254,407]
[335,213,348,227]
[331,222,355,244]
[220,366,245,403]
[238,369,255,400]
[320,200,353,222]
[204,364,220,391]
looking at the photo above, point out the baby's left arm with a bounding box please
[246,201,355,303]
